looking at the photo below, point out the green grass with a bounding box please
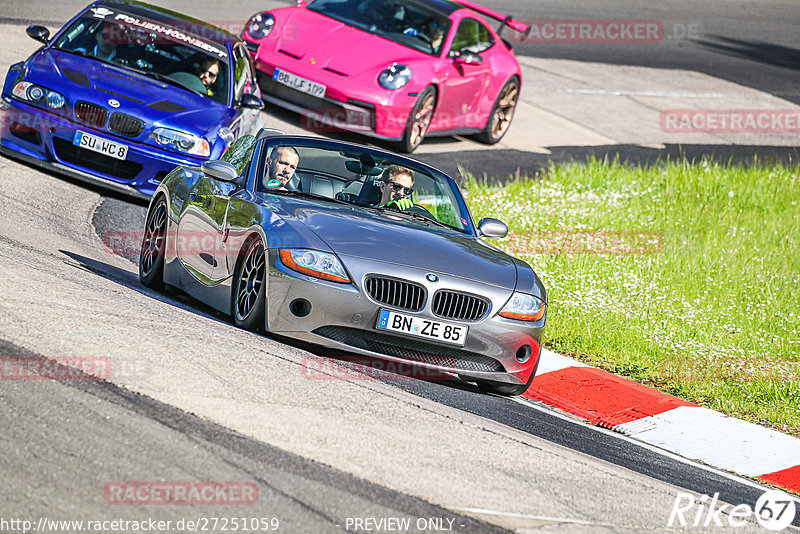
[463,157,800,435]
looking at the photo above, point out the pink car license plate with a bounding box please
[273,69,326,98]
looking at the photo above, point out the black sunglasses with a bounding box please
[388,181,413,195]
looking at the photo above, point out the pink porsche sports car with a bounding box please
[241,0,528,152]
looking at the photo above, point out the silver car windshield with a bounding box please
[257,142,472,233]
[307,0,451,56]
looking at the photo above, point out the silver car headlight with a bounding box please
[279,249,350,283]
[246,13,275,40]
[378,64,412,90]
[12,81,66,109]
[499,292,546,322]
[150,127,210,157]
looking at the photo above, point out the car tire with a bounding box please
[475,76,519,145]
[139,196,168,290]
[232,236,267,333]
[398,86,437,153]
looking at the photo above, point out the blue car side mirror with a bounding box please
[26,25,50,44]
[241,94,265,110]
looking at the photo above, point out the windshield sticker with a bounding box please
[90,7,115,19]
[110,12,228,58]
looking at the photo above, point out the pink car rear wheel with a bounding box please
[477,77,520,145]
[398,86,437,153]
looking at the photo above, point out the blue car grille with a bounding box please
[365,276,425,312]
[74,101,108,129]
[109,112,145,138]
[432,290,490,322]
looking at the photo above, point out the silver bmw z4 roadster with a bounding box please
[139,129,546,395]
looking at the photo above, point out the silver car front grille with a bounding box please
[432,290,490,322]
[313,326,505,373]
[364,276,425,311]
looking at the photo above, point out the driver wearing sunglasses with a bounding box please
[378,165,415,210]
[197,57,220,97]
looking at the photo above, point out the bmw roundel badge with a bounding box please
[426,273,438,282]
[108,99,120,108]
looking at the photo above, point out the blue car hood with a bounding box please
[26,49,230,136]
[272,198,518,289]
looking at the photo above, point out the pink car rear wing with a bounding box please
[452,0,530,33]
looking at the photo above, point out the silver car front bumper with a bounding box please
[265,250,543,386]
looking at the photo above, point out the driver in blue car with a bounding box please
[76,21,122,62]
[263,146,300,190]
[197,58,221,97]
[378,165,415,209]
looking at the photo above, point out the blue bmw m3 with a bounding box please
[0,0,265,199]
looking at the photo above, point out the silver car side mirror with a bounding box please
[201,160,239,182]
[478,217,508,238]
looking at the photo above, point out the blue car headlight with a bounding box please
[499,292,546,322]
[279,249,350,283]
[12,81,66,109]
[246,13,275,40]
[378,64,412,90]
[150,127,210,157]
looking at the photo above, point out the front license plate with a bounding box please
[73,131,128,160]
[376,309,468,347]
[273,68,326,98]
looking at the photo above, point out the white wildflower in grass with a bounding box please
[464,157,800,436]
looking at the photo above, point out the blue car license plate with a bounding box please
[73,131,128,161]
[376,309,468,346]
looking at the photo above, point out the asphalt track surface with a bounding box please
[2,0,800,532]
[0,337,510,533]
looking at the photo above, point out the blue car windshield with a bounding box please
[307,0,451,56]
[254,141,472,233]
[52,13,230,104]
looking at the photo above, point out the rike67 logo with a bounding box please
[668,490,796,531]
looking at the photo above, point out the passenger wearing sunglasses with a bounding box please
[378,165,415,210]
[197,58,220,97]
